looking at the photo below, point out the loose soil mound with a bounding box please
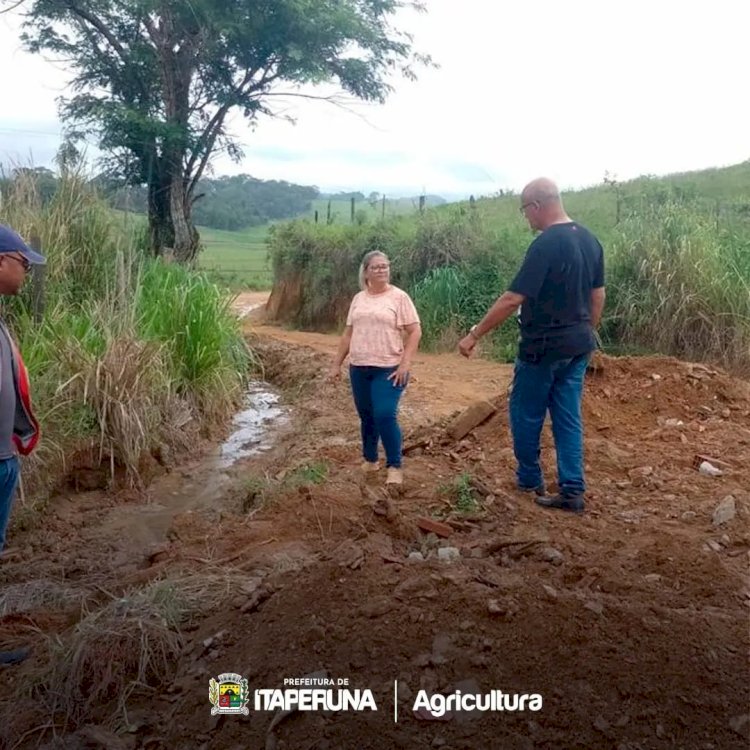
[1,335,748,750]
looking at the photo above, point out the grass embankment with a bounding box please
[1,171,252,506]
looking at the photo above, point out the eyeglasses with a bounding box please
[519,201,539,214]
[3,254,31,271]
[369,264,390,271]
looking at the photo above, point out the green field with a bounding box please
[197,224,271,290]
[466,161,750,233]
[111,209,272,290]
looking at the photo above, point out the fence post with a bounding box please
[326,199,332,225]
[314,210,318,224]
[350,196,355,223]
[381,195,386,219]
[419,194,425,214]
[30,233,45,324]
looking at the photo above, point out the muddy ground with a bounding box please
[0,296,748,750]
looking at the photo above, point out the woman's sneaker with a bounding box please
[386,467,403,485]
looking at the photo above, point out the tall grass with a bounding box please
[603,202,750,369]
[267,207,526,332]
[410,241,524,360]
[0,169,251,496]
[137,262,252,415]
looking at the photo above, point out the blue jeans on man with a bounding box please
[509,353,588,504]
[349,366,407,468]
[0,455,28,665]
[0,456,21,551]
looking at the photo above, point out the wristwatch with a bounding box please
[469,324,480,340]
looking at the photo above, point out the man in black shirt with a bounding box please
[458,178,605,513]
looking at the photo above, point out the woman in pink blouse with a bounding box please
[328,251,421,486]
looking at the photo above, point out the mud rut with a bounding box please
[0,295,748,750]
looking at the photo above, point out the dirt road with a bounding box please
[0,292,748,750]
[239,291,514,419]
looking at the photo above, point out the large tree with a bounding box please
[12,0,429,262]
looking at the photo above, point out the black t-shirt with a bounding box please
[508,222,604,364]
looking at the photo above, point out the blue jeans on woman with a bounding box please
[0,456,21,551]
[508,353,589,497]
[349,365,407,469]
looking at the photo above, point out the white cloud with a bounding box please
[1,0,748,197]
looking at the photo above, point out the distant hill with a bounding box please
[99,174,320,231]
[438,160,750,247]
[103,181,449,230]
[1,164,455,232]
[562,160,750,207]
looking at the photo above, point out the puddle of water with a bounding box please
[101,379,287,556]
[218,380,288,468]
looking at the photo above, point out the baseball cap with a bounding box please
[0,224,46,265]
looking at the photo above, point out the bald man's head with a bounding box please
[521,178,561,206]
[519,177,569,231]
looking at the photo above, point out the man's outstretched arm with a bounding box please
[472,291,526,339]
[458,291,526,358]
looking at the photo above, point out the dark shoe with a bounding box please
[535,493,585,513]
[519,483,546,497]
[0,647,30,666]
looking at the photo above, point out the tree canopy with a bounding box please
[13,0,430,261]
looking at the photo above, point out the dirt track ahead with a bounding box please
[0,294,748,750]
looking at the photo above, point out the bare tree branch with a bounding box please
[185,66,281,192]
[0,0,28,14]
[186,102,232,197]
[139,11,159,46]
[63,0,130,65]
[260,91,384,129]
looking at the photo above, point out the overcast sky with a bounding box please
[1,0,748,199]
